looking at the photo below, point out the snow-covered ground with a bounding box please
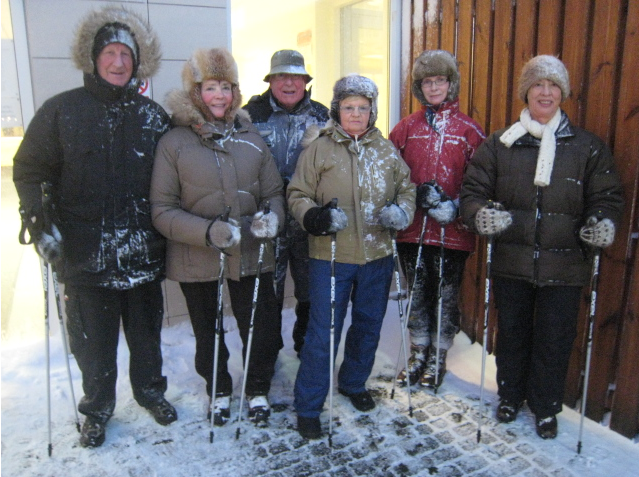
[2,287,638,476]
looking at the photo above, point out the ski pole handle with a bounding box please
[329,198,338,209]
[262,201,270,215]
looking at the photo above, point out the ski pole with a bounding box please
[328,198,338,448]
[210,205,231,443]
[433,225,446,393]
[577,248,601,454]
[236,202,270,439]
[39,257,53,456]
[391,213,427,398]
[477,236,494,443]
[41,182,81,433]
[389,223,413,417]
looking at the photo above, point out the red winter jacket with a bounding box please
[389,99,485,252]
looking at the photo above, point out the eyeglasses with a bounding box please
[340,105,371,114]
[421,78,449,88]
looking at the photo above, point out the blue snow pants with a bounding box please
[294,255,394,418]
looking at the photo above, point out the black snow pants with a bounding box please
[65,280,167,423]
[492,277,581,419]
[179,272,281,398]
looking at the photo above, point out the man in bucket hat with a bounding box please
[244,50,329,357]
[13,6,176,448]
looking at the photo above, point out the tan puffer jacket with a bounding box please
[287,121,416,264]
[151,95,284,282]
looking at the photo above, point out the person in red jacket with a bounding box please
[389,50,485,388]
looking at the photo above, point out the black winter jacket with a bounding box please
[460,112,623,286]
[243,89,329,182]
[13,74,171,289]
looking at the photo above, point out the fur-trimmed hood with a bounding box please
[167,48,242,124]
[166,89,250,129]
[72,6,161,81]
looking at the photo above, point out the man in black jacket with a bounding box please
[13,6,176,448]
[243,50,329,356]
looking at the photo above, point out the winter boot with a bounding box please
[419,348,447,389]
[79,416,106,448]
[144,396,178,426]
[338,388,376,412]
[535,415,558,439]
[292,301,311,355]
[396,345,427,386]
[297,415,322,439]
[208,395,231,426]
[496,399,523,423]
[248,395,271,427]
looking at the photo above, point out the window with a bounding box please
[231,0,392,135]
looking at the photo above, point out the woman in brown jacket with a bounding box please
[460,55,623,439]
[150,48,285,428]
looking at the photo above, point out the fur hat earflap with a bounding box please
[72,6,161,81]
[518,55,570,103]
[180,48,242,124]
[411,50,460,105]
[329,74,378,129]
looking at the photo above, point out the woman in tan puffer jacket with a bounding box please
[150,48,284,428]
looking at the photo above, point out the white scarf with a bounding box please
[500,108,562,187]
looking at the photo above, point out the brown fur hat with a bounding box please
[411,50,460,105]
[72,6,161,81]
[181,48,242,123]
[518,55,570,103]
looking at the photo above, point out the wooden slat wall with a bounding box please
[400,0,639,439]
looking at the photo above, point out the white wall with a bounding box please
[22,0,229,113]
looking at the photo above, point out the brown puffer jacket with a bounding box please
[151,92,284,282]
[460,111,623,286]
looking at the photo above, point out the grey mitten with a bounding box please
[379,204,409,230]
[475,202,512,236]
[36,223,63,264]
[250,210,279,239]
[327,208,348,233]
[416,181,442,209]
[428,199,457,225]
[579,216,615,248]
[207,218,241,249]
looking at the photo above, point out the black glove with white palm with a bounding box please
[379,201,410,231]
[303,198,348,236]
[418,181,457,226]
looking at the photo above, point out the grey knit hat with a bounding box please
[329,74,378,129]
[411,50,460,105]
[518,55,570,103]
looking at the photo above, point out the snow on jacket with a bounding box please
[287,121,416,264]
[150,92,285,282]
[13,73,171,289]
[460,111,623,286]
[243,89,329,183]
[389,99,485,252]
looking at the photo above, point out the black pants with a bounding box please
[493,277,581,418]
[65,281,167,423]
[180,272,281,397]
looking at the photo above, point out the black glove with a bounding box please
[36,224,63,264]
[416,181,442,209]
[303,201,348,236]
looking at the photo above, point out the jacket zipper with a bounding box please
[533,186,542,285]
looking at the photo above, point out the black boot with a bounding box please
[144,396,178,426]
[536,415,558,439]
[79,416,106,448]
[419,348,447,388]
[396,345,427,386]
[297,415,322,439]
[496,399,523,423]
[292,301,310,355]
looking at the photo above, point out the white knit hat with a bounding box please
[518,55,570,103]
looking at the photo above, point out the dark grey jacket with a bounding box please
[460,111,623,286]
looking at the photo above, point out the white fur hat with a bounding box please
[518,55,570,103]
